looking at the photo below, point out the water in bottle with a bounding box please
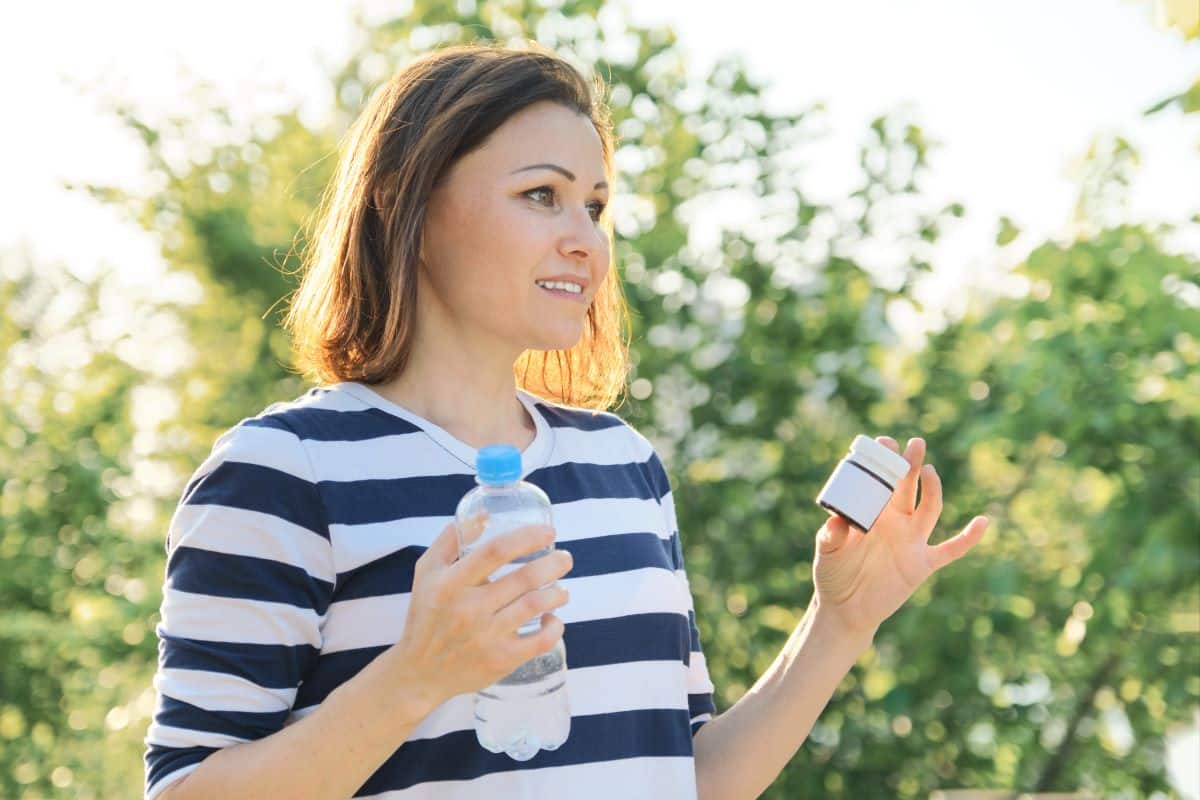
[455,444,571,761]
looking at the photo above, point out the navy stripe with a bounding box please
[848,457,895,491]
[294,613,695,710]
[552,531,676,578]
[244,406,422,441]
[334,545,424,601]
[157,632,320,691]
[334,530,678,602]
[354,708,694,795]
[642,450,672,499]
[156,692,291,741]
[320,461,659,526]
[688,692,716,720]
[532,403,625,432]
[669,529,684,571]
[687,609,703,655]
[691,718,711,736]
[144,743,216,792]
[182,461,328,540]
[243,402,623,441]
[319,472,476,527]
[168,546,334,615]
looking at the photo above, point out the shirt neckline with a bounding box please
[332,381,555,476]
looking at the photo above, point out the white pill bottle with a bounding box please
[815,435,913,533]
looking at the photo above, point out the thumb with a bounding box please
[430,512,489,567]
[817,514,853,554]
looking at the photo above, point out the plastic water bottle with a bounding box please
[455,444,571,761]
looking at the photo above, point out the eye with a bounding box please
[523,186,607,223]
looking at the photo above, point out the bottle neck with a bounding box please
[476,479,520,490]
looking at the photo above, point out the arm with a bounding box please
[692,435,989,800]
[159,644,437,800]
[145,419,407,800]
[692,599,874,800]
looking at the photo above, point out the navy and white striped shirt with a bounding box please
[144,382,716,799]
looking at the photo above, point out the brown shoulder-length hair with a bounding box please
[282,41,632,412]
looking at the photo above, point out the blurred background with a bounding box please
[1,0,1197,797]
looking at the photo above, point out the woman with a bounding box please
[143,41,990,800]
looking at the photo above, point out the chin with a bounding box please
[529,324,586,352]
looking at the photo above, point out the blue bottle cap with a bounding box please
[476,445,522,485]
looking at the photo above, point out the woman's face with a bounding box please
[418,100,611,357]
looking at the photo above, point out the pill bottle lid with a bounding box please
[477,445,522,485]
[848,435,913,485]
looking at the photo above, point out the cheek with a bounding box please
[432,201,537,305]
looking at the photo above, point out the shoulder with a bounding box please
[196,387,339,480]
[184,384,363,511]
[173,388,338,553]
[202,382,397,464]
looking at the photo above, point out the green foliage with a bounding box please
[1,1,1196,797]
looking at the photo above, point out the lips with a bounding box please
[536,283,589,304]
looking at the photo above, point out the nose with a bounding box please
[559,206,608,262]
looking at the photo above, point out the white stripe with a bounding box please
[168,504,334,583]
[144,720,250,750]
[154,667,297,713]
[289,659,692,744]
[534,422,648,465]
[297,420,642,482]
[355,756,698,800]
[419,660,691,740]
[284,703,318,726]
[333,496,670,574]
[260,387,356,415]
[192,423,313,484]
[675,568,699,628]
[686,651,715,696]
[305,431,474,482]
[321,566,688,654]
[662,489,679,534]
[158,590,323,648]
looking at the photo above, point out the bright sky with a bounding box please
[1,1,1198,794]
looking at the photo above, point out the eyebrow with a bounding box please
[511,163,608,190]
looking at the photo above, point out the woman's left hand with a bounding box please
[812,435,991,637]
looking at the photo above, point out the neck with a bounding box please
[369,329,535,454]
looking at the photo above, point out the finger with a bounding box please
[512,613,565,661]
[876,435,899,453]
[485,548,573,611]
[495,583,570,634]
[915,462,943,537]
[930,516,990,572]
[817,514,854,554]
[447,523,556,588]
[891,437,925,514]
[429,513,488,568]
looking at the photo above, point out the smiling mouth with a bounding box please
[536,284,589,304]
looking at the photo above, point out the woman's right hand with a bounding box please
[390,512,573,712]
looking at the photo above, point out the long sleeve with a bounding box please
[648,450,718,737]
[142,418,335,800]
